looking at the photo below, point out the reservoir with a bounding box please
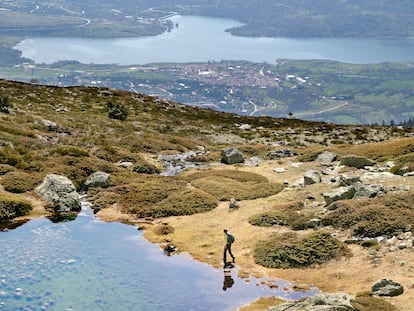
[15,15,414,65]
[0,199,317,310]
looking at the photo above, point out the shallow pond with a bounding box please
[0,198,318,310]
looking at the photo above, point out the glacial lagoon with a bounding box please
[0,198,318,310]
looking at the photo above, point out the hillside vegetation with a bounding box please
[1,79,414,310]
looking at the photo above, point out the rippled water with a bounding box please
[0,198,318,311]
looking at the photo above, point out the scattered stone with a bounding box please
[38,119,59,132]
[323,186,356,206]
[274,167,287,173]
[84,171,111,190]
[361,172,398,181]
[35,174,81,212]
[304,170,321,185]
[228,198,239,210]
[266,148,295,159]
[338,174,360,186]
[395,164,413,176]
[239,123,251,130]
[340,155,375,169]
[221,148,244,164]
[117,161,133,169]
[353,182,387,198]
[317,151,337,164]
[247,156,261,167]
[371,279,404,297]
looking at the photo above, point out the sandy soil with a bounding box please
[97,159,414,310]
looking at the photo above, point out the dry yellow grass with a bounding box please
[98,159,414,311]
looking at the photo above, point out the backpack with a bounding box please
[228,234,235,243]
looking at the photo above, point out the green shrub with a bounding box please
[1,171,40,193]
[322,192,414,238]
[254,231,351,269]
[133,163,160,174]
[0,193,32,222]
[249,211,290,227]
[107,102,128,121]
[0,96,10,113]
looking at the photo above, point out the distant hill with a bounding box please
[1,0,414,38]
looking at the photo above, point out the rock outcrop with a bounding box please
[221,148,244,164]
[266,148,295,159]
[84,171,111,190]
[371,279,404,297]
[35,174,81,212]
[317,151,337,164]
[340,155,375,169]
[267,293,355,311]
[323,186,356,206]
[304,170,321,185]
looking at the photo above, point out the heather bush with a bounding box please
[254,231,350,269]
[0,193,32,222]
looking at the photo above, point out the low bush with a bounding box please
[133,163,160,174]
[249,211,290,227]
[352,292,397,311]
[153,224,175,235]
[0,193,32,222]
[254,231,351,269]
[249,201,315,230]
[322,192,414,238]
[1,171,41,193]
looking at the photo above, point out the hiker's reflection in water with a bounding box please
[223,268,235,291]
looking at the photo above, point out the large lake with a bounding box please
[0,198,317,310]
[15,15,414,65]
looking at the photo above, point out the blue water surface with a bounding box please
[0,199,318,311]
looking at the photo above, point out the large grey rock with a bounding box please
[267,293,355,311]
[340,155,375,169]
[323,186,356,206]
[304,170,322,185]
[371,279,404,297]
[35,174,80,212]
[221,148,244,164]
[266,148,295,159]
[353,182,387,198]
[317,151,337,164]
[84,171,111,190]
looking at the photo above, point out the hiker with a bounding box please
[223,229,235,266]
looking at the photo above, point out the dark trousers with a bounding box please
[223,243,235,263]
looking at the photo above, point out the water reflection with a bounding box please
[0,198,318,310]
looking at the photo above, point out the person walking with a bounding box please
[223,229,235,267]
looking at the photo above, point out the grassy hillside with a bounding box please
[0,78,413,221]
